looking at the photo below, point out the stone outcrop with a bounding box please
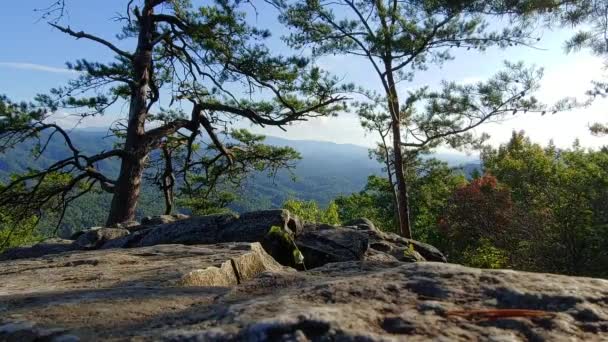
[0,210,303,262]
[0,210,447,269]
[295,227,369,269]
[72,228,130,250]
[140,213,190,226]
[0,210,607,340]
[0,238,76,261]
[0,242,284,294]
[1,252,607,341]
[343,218,447,262]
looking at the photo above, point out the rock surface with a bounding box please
[73,228,130,250]
[140,213,190,226]
[0,242,283,294]
[295,228,369,269]
[0,210,446,270]
[9,211,606,340]
[0,238,76,261]
[1,250,607,341]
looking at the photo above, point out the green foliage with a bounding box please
[1,0,348,233]
[479,132,608,276]
[335,175,398,232]
[282,199,340,225]
[333,135,608,278]
[180,130,301,216]
[461,239,510,269]
[335,159,465,237]
[0,214,41,253]
[408,158,467,244]
[280,0,556,239]
[556,0,608,132]
[293,249,305,266]
[267,225,305,267]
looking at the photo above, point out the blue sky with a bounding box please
[1,1,607,152]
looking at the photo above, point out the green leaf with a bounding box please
[293,249,305,265]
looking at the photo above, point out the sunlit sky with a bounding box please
[1,1,607,153]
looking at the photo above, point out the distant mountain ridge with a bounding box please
[0,129,480,233]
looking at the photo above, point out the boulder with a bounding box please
[111,220,140,230]
[405,238,446,262]
[299,222,337,233]
[141,214,190,226]
[72,228,130,250]
[2,251,606,341]
[99,228,152,249]
[295,227,369,269]
[0,242,286,294]
[342,218,445,262]
[135,210,300,249]
[343,217,380,232]
[0,238,76,261]
[136,213,237,247]
[0,210,445,271]
[69,227,102,240]
[359,228,447,262]
[217,209,302,241]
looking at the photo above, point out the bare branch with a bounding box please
[50,23,133,60]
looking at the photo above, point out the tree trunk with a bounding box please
[379,132,401,233]
[385,64,413,239]
[391,120,413,238]
[161,145,175,215]
[105,1,156,226]
[106,151,148,225]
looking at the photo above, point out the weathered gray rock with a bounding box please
[69,227,102,240]
[72,228,130,250]
[344,217,380,232]
[295,228,369,269]
[0,321,79,342]
[141,213,190,226]
[359,228,447,262]
[407,239,445,262]
[0,239,76,261]
[218,209,302,241]
[0,242,285,294]
[135,210,303,267]
[136,213,237,247]
[0,210,444,272]
[164,263,608,341]
[341,217,443,262]
[136,210,300,249]
[1,242,608,341]
[111,220,140,229]
[300,222,337,233]
[99,228,152,249]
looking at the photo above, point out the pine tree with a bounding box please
[0,0,347,235]
[279,0,553,237]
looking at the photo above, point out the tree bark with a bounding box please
[161,145,175,215]
[106,1,156,226]
[106,152,148,225]
[385,63,413,239]
[378,129,401,233]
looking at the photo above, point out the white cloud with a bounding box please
[242,113,374,147]
[48,112,119,129]
[0,62,78,74]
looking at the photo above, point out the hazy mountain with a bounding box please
[0,129,479,233]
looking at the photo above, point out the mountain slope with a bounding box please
[0,129,479,234]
